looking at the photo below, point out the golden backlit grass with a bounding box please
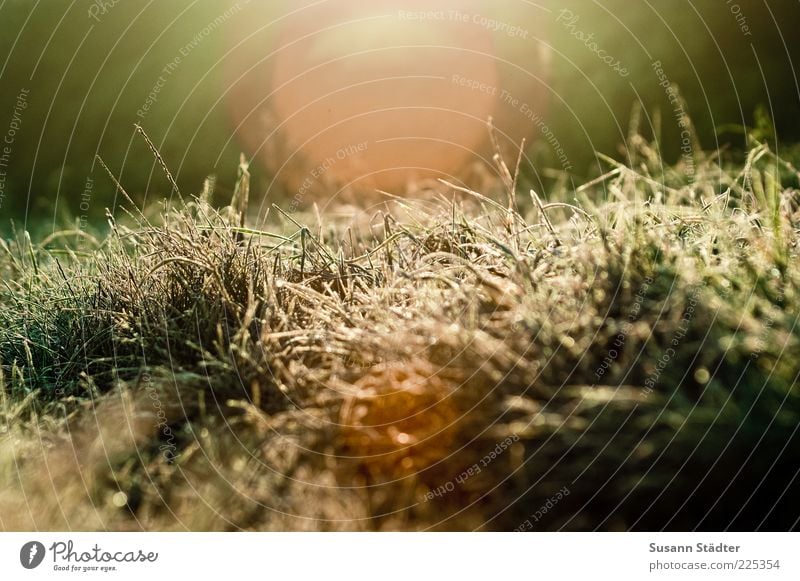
[1,138,799,531]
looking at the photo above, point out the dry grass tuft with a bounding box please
[1,135,799,530]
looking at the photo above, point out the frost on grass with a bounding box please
[1,140,799,531]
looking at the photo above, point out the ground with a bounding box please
[1,137,799,531]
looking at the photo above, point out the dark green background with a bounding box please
[0,0,798,231]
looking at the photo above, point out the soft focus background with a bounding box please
[0,0,798,231]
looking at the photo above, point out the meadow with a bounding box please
[1,130,798,531]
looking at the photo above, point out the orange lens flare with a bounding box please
[225,1,549,200]
[339,360,461,481]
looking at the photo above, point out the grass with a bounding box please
[1,134,799,531]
